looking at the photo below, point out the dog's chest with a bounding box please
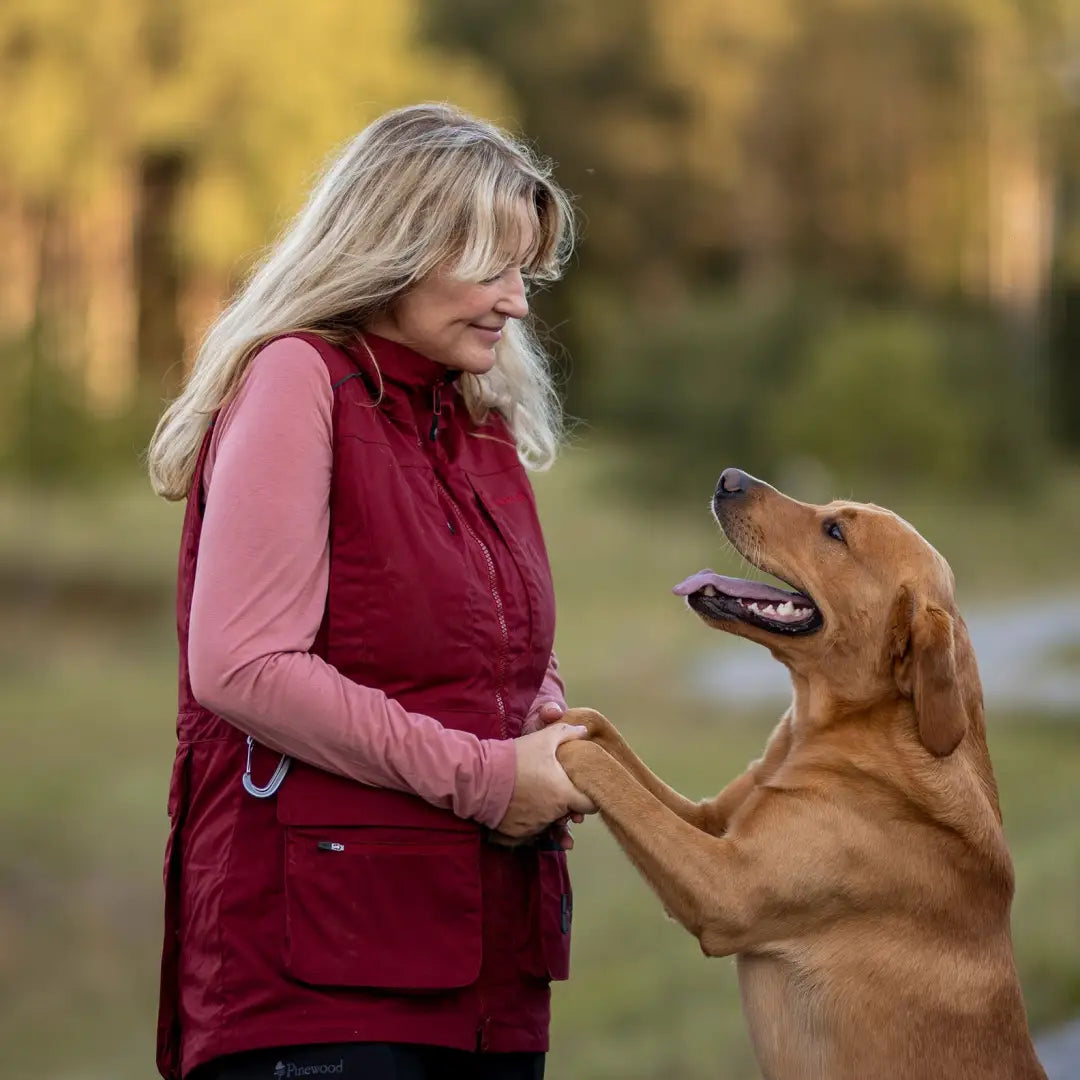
[736,953,832,1079]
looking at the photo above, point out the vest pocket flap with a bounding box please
[283,824,483,990]
[276,763,476,832]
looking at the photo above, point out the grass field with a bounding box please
[1,440,1078,1079]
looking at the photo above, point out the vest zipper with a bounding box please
[428,381,508,734]
[477,1011,491,1051]
[438,478,509,736]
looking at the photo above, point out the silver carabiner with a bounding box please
[241,734,291,798]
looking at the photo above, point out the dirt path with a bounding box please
[1037,1018,1080,1079]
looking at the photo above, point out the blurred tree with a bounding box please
[1047,13,1080,450]
[427,0,1070,304]
[420,0,701,370]
[424,0,1077,488]
[428,6,670,240]
[1,0,1077,485]
[0,0,506,476]
[135,150,189,402]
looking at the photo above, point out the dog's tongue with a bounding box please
[673,569,809,605]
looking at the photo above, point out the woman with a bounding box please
[148,103,594,1080]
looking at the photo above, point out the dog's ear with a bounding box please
[890,587,967,757]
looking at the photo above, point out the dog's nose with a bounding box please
[716,468,752,498]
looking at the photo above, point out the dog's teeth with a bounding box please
[702,584,718,596]
[778,601,794,615]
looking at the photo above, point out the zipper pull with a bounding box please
[317,841,345,852]
[430,383,442,441]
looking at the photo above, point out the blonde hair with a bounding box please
[147,103,575,500]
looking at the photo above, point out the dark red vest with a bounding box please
[157,332,571,1079]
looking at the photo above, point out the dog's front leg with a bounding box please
[558,737,855,957]
[562,707,710,829]
[557,739,761,948]
[562,705,795,839]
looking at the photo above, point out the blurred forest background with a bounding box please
[2,2,1080,1078]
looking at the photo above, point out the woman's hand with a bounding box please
[528,702,592,849]
[495,719,597,841]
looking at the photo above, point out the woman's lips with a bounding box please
[471,324,503,342]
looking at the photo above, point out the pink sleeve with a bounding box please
[187,336,516,830]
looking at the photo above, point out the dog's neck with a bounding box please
[785,671,1009,875]
[786,670,856,736]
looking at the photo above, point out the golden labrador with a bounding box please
[558,468,1046,1079]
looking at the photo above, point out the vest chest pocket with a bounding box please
[466,468,556,650]
[466,468,547,570]
[277,772,483,991]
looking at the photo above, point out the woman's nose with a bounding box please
[495,269,529,320]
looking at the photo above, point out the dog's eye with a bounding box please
[824,519,846,544]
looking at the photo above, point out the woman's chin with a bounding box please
[451,347,498,375]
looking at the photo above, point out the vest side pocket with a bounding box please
[281,822,483,990]
[532,848,573,982]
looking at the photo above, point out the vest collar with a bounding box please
[353,331,461,393]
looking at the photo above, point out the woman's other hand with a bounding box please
[523,699,570,735]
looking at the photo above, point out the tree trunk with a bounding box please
[134,148,189,405]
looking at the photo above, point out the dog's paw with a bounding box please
[562,707,610,739]
[555,737,590,767]
[555,737,607,786]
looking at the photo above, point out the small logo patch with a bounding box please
[273,1061,344,1077]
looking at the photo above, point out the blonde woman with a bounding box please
[149,103,594,1080]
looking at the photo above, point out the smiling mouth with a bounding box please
[672,570,823,635]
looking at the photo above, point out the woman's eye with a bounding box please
[480,269,505,285]
[824,520,846,544]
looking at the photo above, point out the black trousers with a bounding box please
[190,1042,545,1080]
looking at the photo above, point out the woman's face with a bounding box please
[368,204,535,375]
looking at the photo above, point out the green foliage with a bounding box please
[577,285,1047,499]
[0,333,158,485]
[0,331,92,482]
[769,307,1045,486]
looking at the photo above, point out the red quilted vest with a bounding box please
[156,332,571,1079]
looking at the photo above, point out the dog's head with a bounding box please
[675,468,979,756]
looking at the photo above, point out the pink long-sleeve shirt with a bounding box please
[186,336,566,830]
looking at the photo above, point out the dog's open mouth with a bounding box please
[673,570,823,635]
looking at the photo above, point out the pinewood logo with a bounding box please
[273,1061,344,1077]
